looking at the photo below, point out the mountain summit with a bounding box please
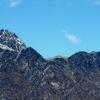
[0,29,26,52]
[0,29,100,100]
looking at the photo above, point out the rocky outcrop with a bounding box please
[0,29,26,52]
[0,30,100,100]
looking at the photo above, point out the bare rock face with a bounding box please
[0,30,100,100]
[0,29,26,52]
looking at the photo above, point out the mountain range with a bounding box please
[0,29,100,100]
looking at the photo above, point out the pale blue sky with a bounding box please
[0,0,100,58]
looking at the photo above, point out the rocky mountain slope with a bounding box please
[0,29,100,100]
[0,29,26,52]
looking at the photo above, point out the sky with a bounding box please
[0,0,100,58]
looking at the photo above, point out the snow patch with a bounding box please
[0,44,14,51]
[51,82,59,87]
[16,38,23,45]
[2,31,5,34]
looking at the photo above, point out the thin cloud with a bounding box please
[94,0,100,5]
[0,0,22,7]
[63,31,82,43]
[86,0,100,5]
[55,0,73,6]
[67,1,72,7]
[9,0,22,7]
[59,0,64,3]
